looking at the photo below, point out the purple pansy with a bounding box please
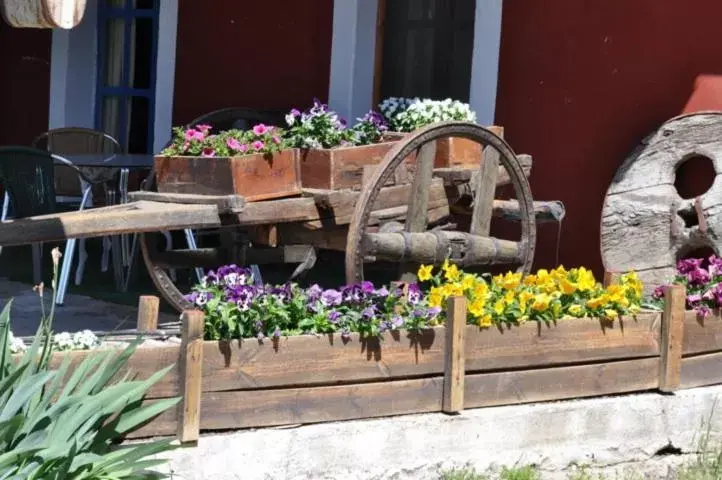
[408,284,422,304]
[321,289,342,307]
[327,310,341,324]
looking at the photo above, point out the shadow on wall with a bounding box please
[495,0,722,277]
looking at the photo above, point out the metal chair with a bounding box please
[31,127,122,288]
[0,147,94,305]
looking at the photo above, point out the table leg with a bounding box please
[105,187,124,291]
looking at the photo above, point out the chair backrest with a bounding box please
[32,127,121,196]
[186,107,285,133]
[0,147,57,218]
[32,127,122,154]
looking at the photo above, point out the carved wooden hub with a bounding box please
[1,0,86,29]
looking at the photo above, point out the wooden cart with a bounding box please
[0,123,564,311]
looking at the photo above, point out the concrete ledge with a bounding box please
[158,385,722,480]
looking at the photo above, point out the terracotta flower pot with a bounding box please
[154,149,302,202]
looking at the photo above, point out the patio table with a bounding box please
[54,154,154,291]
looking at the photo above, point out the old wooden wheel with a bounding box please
[345,121,537,283]
[601,112,722,294]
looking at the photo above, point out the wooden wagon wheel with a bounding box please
[601,112,722,294]
[345,121,536,283]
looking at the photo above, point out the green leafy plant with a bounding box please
[0,248,180,478]
[161,123,287,157]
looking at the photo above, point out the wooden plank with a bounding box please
[177,311,204,443]
[199,376,444,431]
[137,295,160,332]
[46,345,181,398]
[236,196,320,226]
[198,313,660,393]
[127,191,246,214]
[659,285,685,392]
[124,400,179,439]
[465,358,659,409]
[603,271,621,288]
[680,351,722,389]
[469,130,501,236]
[443,296,466,414]
[0,201,221,247]
[400,140,437,281]
[682,310,722,355]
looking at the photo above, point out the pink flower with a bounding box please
[272,136,281,144]
[252,124,269,136]
[196,124,212,134]
[201,148,216,157]
[252,140,264,151]
[181,141,190,152]
[185,129,205,142]
[239,144,249,153]
[227,138,242,151]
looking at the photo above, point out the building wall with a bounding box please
[0,22,51,145]
[495,0,722,275]
[172,0,334,126]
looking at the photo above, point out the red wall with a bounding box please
[0,22,51,145]
[495,0,722,275]
[172,0,334,125]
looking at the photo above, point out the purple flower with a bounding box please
[184,292,198,304]
[687,293,703,305]
[257,332,265,340]
[709,255,722,276]
[327,310,341,324]
[273,327,281,338]
[678,258,703,275]
[427,306,442,319]
[652,286,666,300]
[408,284,422,304]
[202,270,219,286]
[321,289,342,307]
[290,108,301,117]
[341,284,364,303]
[374,286,390,297]
[379,321,390,333]
[270,284,292,303]
[695,305,712,318]
[341,329,351,341]
[362,306,376,320]
[194,292,212,307]
[228,285,256,310]
[306,284,323,302]
[391,315,404,328]
[360,281,375,295]
[687,268,711,286]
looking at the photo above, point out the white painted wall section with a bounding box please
[469,0,504,125]
[153,0,178,152]
[328,0,379,124]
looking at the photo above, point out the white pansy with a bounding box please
[72,330,100,350]
[8,331,26,354]
[53,332,74,351]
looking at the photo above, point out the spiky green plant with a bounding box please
[0,248,180,478]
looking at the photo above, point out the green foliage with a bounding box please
[440,466,489,480]
[0,250,180,478]
[161,123,287,157]
[499,465,541,480]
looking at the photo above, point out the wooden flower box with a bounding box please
[154,149,302,202]
[386,125,504,168]
[299,141,399,190]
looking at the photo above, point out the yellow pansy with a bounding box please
[469,299,486,318]
[586,295,608,309]
[444,263,462,282]
[504,290,516,304]
[523,274,538,286]
[493,299,506,316]
[552,301,562,318]
[532,294,551,312]
[560,279,578,295]
[478,314,493,328]
[604,309,619,319]
[501,272,522,290]
[417,264,434,282]
[445,283,464,297]
[568,304,583,317]
[473,281,489,299]
[576,267,596,292]
[461,274,476,291]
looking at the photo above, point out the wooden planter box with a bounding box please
[126,311,666,439]
[300,141,398,190]
[154,149,302,202]
[386,125,504,168]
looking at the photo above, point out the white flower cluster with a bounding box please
[52,330,101,351]
[8,331,26,354]
[378,97,477,132]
